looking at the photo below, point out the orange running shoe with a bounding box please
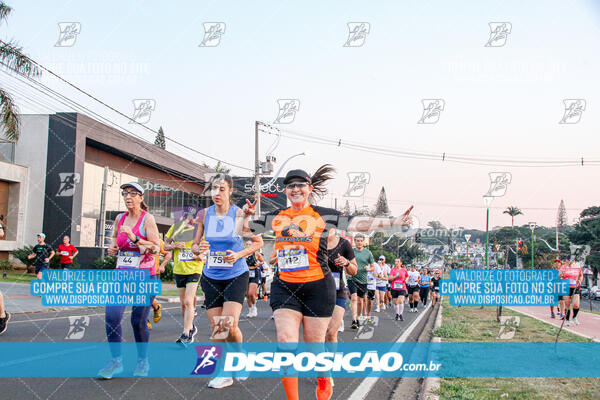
[316,377,333,400]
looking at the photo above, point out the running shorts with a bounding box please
[248,269,261,285]
[376,285,387,292]
[392,290,407,298]
[35,264,49,275]
[407,285,419,295]
[270,273,336,317]
[419,287,430,298]
[568,287,581,297]
[367,289,375,300]
[175,273,201,288]
[347,279,367,298]
[336,297,347,308]
[201,271,249,309]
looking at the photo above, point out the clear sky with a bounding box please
[2,0,600,230]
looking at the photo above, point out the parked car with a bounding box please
[580,286,589,298]
[591,286,600,300]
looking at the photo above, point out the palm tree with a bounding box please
[0,2,41,142]
[503,206,523,228]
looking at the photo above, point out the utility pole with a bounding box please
[255,121,261,216]
[98,166,109,248]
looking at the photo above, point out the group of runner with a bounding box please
[551,258,584,327]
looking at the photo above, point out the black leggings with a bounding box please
[420,287,430,305]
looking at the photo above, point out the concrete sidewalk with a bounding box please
[508,305,600,342]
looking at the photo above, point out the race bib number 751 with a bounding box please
[207,250,234,269]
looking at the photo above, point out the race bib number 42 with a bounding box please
[277,248,309,272]
[207,250,234,269]
[117,250,141,269]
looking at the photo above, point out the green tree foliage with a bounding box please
[154,126,166,149]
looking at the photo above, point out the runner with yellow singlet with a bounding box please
[147,239,171,330]
[164,211,204,346]
[249,165,413,400]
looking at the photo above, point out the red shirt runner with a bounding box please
[57,244,77,264]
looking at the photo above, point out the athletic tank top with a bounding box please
[116,211,155,274]
[420,274,432,287]
[202,204,248,280]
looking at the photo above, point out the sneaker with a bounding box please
[153,303,162,323]
[565,320,571,326]
[381,304,386,311]
[0,312,10,335]
[551,312,555,319]
[194,310,198,316]
[147,320,152,330]
[399,314,404,321]
[351,320,358,329]
[176,332,191,347]
[375,307,380,313]
[573,318,579,325]
[415,308,419,313]
[270,314,274,320]
[252,305,258,317]
[98,358,123,379]
[133,358,150,377]
[395,314,399,321]
[246,309,254,318]
[208,376,234,389]
[338,320,344,332]
[189,325,198,342]
[316,377,333,400]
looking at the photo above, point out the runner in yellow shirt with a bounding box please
[164,212,205,346]
[147,240,171,330]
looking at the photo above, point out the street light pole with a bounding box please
[254,121,261,216]
[483,196,493,268]
[529,222,536,269]
[464,234,471,268]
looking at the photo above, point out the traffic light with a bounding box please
[517,240,523,252]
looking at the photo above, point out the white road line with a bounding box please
[347,309,432,400]
[9,306,183,324]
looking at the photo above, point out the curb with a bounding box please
[506,306,600,343]
[420,302,442,400]
[349,302,433,400]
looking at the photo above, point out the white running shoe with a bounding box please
[208,377,234,389]
[565,321,571,327]
[338,320,344,332]
[382,304,386,311]
[375,307,380,313]
[246,309,253,318]
[253,305,258,317]
[573,318,579,325]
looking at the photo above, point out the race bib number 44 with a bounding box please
[277,248,309,272]
[207,250,234,269]
[117,250,141,269]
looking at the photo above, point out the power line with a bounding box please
[268,125,600,168]
[0,40,253,172]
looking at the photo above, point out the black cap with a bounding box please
[283,169,312,185]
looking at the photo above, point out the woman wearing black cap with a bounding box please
[250,165,412,400]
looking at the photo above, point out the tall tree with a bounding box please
[371,186,390,217]
[503,206,523,228]
[202,161,231,174]
[154,126,166,149]
[556,199,568,233]
[0,3,42,142]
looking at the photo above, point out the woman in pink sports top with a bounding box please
[98,182,161,379]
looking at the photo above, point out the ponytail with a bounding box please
[140,201,149,211]
[309,164,335,202]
